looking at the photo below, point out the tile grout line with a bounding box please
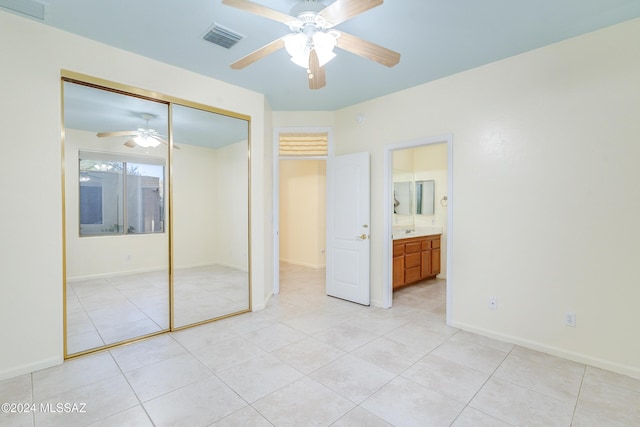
[30,372,35,427]
[109,276,166,331]
[106,349,157,427]
[447,341,516,426]
[569,364,587,427]
[67,282,107,351]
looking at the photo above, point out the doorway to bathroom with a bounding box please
[383,134,453,324]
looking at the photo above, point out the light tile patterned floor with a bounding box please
[2,263,639,426]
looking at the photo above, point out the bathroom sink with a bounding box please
[392,226,442,239]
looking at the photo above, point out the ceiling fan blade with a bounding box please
[308,49,326,90]
[222,0,296,24]
[231,38,285,69]
[97,130,138,138]
[335,31,400,67]
[320,0,383,28]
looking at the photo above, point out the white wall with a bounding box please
[261,101,274,306]
[272,111,336,129]
[0,10,267,380]
[334,18,640,377]
[173,143,219,268]
[279,160,326,268]
[215,140,249,271]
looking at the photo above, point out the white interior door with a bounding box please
[326,152,370,305]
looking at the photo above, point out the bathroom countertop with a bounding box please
[392,226,442,240]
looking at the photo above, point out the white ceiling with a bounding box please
[5,0,640,111]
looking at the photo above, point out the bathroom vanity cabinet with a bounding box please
[393,234,441,289]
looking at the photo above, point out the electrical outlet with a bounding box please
[565,312,576,327]
[488,297,497,310]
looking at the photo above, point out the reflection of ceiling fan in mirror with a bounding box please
[96,113,176,149]
[222,0,401,89]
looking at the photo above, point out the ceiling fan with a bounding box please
[222,0,401,89]
[96,113,175,149]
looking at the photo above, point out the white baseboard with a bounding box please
[253,292,271,311]
[0,356,62,381]
[279,258,325,269]
[68,263,248,282]
[451,321,640,380]
[252,301,266,311]
[67,266,166,282]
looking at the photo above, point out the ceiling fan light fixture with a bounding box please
[284,30,337,69]
[283,33,309,65]
[313,31,337,66]
[290,54,310,69]
[134,135,161,148]
[315,49,335,67]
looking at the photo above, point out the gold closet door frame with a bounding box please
[61,70,252,359]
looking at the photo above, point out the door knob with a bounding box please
[357,234,368,240]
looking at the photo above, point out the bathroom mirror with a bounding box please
[63,80,170,355]
[415,180,435,216]
[171,103,250,328]
[393,181,412,215]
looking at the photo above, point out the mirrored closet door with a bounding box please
[171,104,250,328]
[62,75,251,356]
[63,81,170,355]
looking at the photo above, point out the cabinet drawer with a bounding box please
[421,239,431,250]
[432,237,441,249]
[405,266,421,284]
[393,244,404,257]
[405,242,422,254]
[405,252,421,268]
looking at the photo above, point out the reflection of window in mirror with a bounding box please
[393,182,412,215]
[415,180,435,216]
[79,153,165,236]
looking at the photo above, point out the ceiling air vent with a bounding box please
[203,24,244,49]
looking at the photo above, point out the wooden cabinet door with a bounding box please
[431,247,441,276]
[405,266,422,284]
[421,249,431,278]
[393,255,404,289]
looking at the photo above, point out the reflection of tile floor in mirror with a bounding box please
[173,265,249,327]
[4,262,638,426]
[66,265,249,354]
